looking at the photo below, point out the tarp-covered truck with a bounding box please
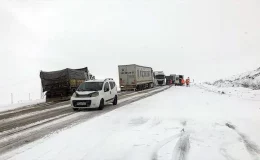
[118,64,154,91]
[40,67,94,102]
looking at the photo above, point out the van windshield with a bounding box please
[77,82,104,91]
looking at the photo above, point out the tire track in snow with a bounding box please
[0,101,69,119]
[171,132,190,160]
[0,113,73,139]
[152,132,190,160]
[171,121,190,160]
[225,123,260,159]
[152,121,190,160]
[0,104,70,123]
[220,148,238,160]
[152,133,181,160]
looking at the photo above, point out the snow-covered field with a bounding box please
[1,85,260,160]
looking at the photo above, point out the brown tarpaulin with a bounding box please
[40,67,88,92]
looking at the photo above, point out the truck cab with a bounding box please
[153,71,166,86]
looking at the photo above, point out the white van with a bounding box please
[71,78,118,111]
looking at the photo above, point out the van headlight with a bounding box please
[90,92,99,97]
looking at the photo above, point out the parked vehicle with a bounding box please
[166,75,175,85]
[71,78,118,110]
[154,71,166,86]
[170,74,176,84]
[179,75,184,86]
[40,67,95,102]
[118,64,154,91]
[174,75,184,86]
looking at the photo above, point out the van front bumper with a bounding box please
[70,97,100,108]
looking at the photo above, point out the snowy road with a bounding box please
[1,85,260,160]
[0,86,169,154]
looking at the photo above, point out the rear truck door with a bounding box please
[119,66,127,87]
[127,66,135,87]
[127,73,135,87]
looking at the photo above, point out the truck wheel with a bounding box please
[113,96,118,105]
[98,99,105,110]
[136,85,140,91]
[73,108,79,111]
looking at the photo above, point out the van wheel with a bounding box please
[98,99,105,110]
[113,96,118,105]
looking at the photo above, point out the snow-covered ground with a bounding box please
[207,67,260,90]
[0,99,45,112]
[198,67,260,101]
[198,84,260,101]
[1,85,260,160]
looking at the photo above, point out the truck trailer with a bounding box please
[118,64,154,91]
[40,67,94,102]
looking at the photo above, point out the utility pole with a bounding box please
[29,93,31,100]
[11,93,13,104]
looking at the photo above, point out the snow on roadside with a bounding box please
[198,83,260,101]
[1,86,260,160]
[207,67,260,90]
[0,99,45,113]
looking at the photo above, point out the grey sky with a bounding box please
[1,0,260,105]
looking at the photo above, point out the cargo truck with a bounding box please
[40,67,95,102]
[118,64,154,91]
[166,75,176,85]
[174,75,184,86]
[170,74,176,84]
[154,71,166,86]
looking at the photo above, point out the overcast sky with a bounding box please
[1,0,259,105]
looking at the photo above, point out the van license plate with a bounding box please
[77,102,86,106]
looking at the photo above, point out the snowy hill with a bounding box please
[208,67,260,90]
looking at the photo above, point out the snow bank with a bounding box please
[0,99,45,112]
[197,83,260,101]
[208,67,260,90]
